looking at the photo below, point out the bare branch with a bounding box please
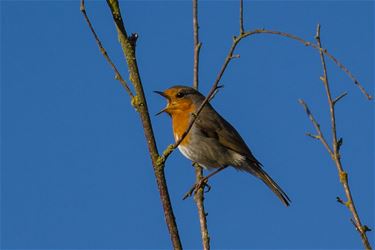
[299,24,372,250]
[333,92,348,105]
[336,196,345,205]
[239,0,244,34]
[80,0,134,98]
[305,132,320,140]
[192,1,210,249]
[193,164,210,250]
[82,1,182,248]
[209,85,224,101]
[193,0,202,90]
[241,29,373,100]
[298,99,333,156]
[230,54,241,59]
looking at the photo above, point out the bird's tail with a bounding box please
[243,159,291,207]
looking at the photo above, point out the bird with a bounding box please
[155,85,291,206]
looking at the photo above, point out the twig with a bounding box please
[82,0,182,249]
[192,0,210,249]
[333,92,348,105]
[239,0,244,34]
[209,84,224,101]
[80,0,134,99]
[240,29,372,100]
[315,24,372,250]
[193,165,210,250]
[193,0,202,90]
[299,24,372,250]
[298,99,333,156]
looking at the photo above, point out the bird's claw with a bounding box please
[182,178,211,200]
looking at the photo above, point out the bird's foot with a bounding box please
[182,177,211,200]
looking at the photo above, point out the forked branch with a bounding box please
[299,24,372,250]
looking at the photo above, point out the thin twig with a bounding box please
[333,92,348,105]
[192,0,210,249]
[193,0,202,90]
[299,24,372,250]
[83,0,182,249]
[239,0,244,34]
[192,0,207,245]
[240,29,373,100]
[80,0,134,98]
[298,99,333,155]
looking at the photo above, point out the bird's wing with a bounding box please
[195,105,258,162]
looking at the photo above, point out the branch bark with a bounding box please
[81,1,182,249]
[299,24,372,250]
[192,0,210,249]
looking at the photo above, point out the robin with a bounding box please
[155,85,290,206]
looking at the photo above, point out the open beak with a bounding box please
[154,91,167,98]
[154,91,169,116]
[155,108,167,116]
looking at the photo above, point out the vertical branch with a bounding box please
[315,25,338,154]
[193,0,202,90]
[300,24,372,250]
[193,165,210,250]
[192,0,210,249]
[102,1,183,249]
[315,24,372,250]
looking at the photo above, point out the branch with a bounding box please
[193,164,210,250]
[298,99,333,156]
[82,1,182,249]
[239,0,244,34]
[192,0,210,249]
[80,0,134,98]
[240,29,373,100]
[193,0,202,90]
[333,92,348,105]
[299,24,372,250]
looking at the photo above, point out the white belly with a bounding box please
[178,144,195,162]
[178,144,210,169]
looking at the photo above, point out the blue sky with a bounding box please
[1,0,374,249]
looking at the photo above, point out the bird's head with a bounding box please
[154,85,205,116]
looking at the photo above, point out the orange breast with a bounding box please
[171,105,196,146]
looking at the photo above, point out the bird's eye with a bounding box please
[176,92,185,98]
